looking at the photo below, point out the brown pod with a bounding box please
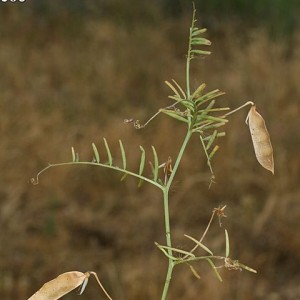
[28,271,87,300]
[246,106,274,174]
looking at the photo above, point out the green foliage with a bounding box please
[32,140,163,190]
[160,8,229,182]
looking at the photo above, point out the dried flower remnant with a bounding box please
[246,105,274,174]
[213,205,227,227]
[161,156,173,185]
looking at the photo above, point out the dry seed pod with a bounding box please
[28,271,88,300]
[246,105,274,174]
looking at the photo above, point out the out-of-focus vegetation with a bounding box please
[2,0,300,36]
[170,0,300,36]
[0,1,299,299]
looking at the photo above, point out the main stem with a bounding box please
[186,5,195,101]
[161,188,173,300]
[161,8,194,298]
[161,130,192,299]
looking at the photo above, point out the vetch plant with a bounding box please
[30,5,274,300]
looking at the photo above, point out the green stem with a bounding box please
[161,6,196,299]
[161,130,192,299]
[186,7,196,100]
[186,6,196,128]
[186,38,191,99]
[166,130,192,190]
[161,188,173,300]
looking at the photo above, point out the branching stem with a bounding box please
[160,129,192,299]
[161,189,173,300]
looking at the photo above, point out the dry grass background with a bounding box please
[0,2,300,299]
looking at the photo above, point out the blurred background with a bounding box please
[0,0,299,299]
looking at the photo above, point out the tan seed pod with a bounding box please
[246,105,274,174]
[28,271,88,300]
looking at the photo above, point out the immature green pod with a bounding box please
[246,105,274,174]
